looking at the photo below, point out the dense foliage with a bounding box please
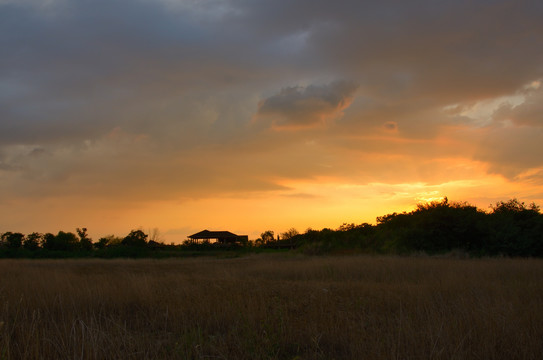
[290,198,543,256]
[1,198,542,258]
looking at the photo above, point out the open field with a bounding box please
[1,255,542,359]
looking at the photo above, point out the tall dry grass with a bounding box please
[0,254,542,359]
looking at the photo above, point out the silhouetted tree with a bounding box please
[337,223,357,231]
[95,236,111,249]
[1,232,11,248]
[1,232,24,249]
[23,232,42,251]
[260,230,275,245]
[76,227,93,251]
[148,228,162,243]
[42,233,55,250]
[490,199,540,218]
[43,231,79,251]
[148,240,166,250]
[122,229,148,247]
[487,199,542,256]
[280,228,299,240]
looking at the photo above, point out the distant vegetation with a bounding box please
[1,198,542,258]
[289,198,543,257]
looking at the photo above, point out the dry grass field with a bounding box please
[1,254,542,359]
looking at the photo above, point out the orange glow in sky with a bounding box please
[1,0,542,242]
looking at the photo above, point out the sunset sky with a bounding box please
[1,0,543,242]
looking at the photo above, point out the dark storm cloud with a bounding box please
[256,81,358,127]
[0,0,260,144]
[231,0,543,98]
[315,0,543,102]
[2,0,543,143]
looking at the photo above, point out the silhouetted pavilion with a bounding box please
[188,230,248,244]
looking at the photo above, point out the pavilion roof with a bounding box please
[188,230,239,239]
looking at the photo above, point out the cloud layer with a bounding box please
[1,0,543,240]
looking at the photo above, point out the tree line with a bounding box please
[1,198,543,258]
[276,198,543,257]
[0,229,170,258]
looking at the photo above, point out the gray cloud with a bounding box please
[3,0,542,144]
[256,81,358,128]
[312,1,543,102]
[1,0,543,238]
[0,0,265,145]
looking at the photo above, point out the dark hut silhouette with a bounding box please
[188,230,248,245]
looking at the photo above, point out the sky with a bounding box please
[1,0,543,243]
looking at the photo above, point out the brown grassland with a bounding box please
[1,254,542,359]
